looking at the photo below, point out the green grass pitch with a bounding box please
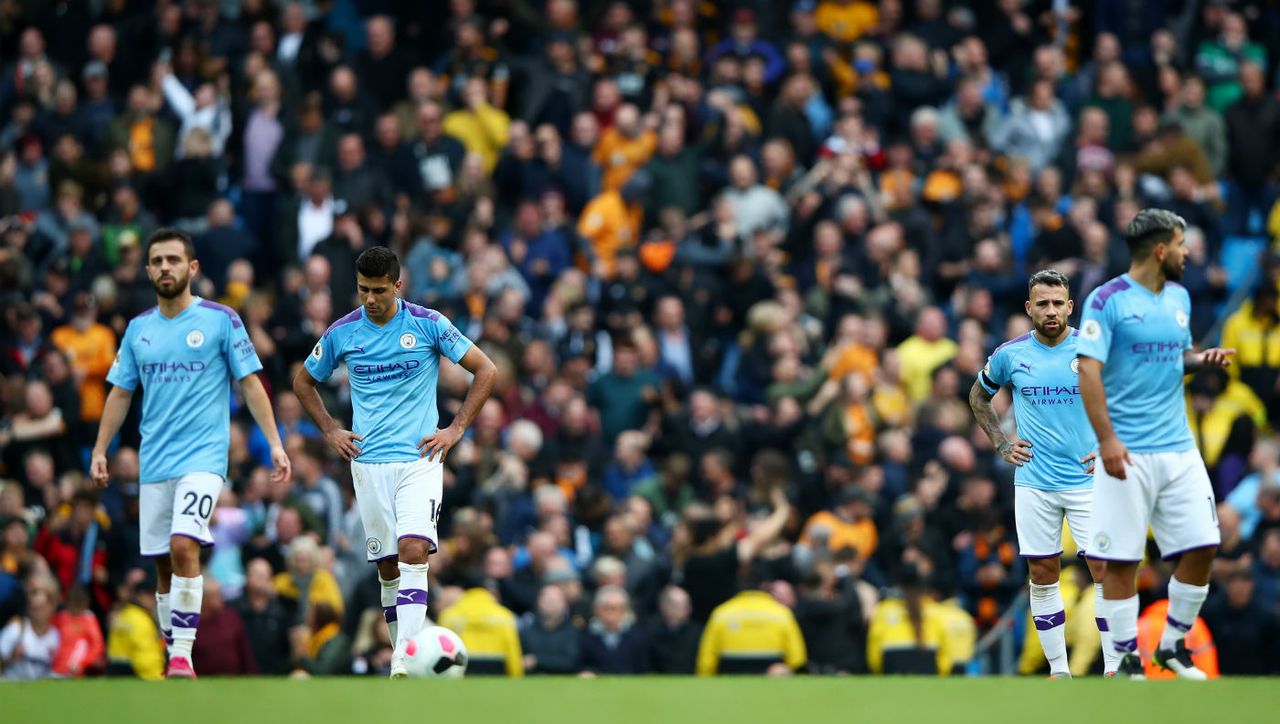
[5,677,1271,723]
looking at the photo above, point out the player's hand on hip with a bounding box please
[1201,347,1236,367]
[325,428,363,461]
[269,444,293,484]
[997,439,1033,466]
[89,452,110,488]
[1099,437,1131,480]
[418,425,462,462]
[1081,452,1097,475]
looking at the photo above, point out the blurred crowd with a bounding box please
[4,0,1280,680]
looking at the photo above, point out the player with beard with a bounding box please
[1077,209,1234,679]
[970,269,1115,678]
[91,228,292,679]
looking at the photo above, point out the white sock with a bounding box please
[1101,594,1140,659]
[395,562,429,651]
[1160,576,1209,651]
[1029,582,1069,675]
[155,592,173,653]
[169,575,203,660]
[1094,583,1120,674]
[380,575,400,646]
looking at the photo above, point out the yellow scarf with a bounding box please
[308,622,341,659]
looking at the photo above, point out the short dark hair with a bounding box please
[1123,208,1186,258]
[1028,268,1070,294]
[144,228,196,262]
[355,246,401,282]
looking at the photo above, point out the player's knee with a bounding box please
[1028,559,1060,586]
[169,536,202,567]
[376,558,400,581]
[398,537,430,564]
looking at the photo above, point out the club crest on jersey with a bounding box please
[186,330,205,348]
[1175,310,1189,328]
[400,333,417,349]
[1093,533,1110,552]
[366,537,382,555]
[312,342,323,360]
[1081,319,1101,340]
[1070,358,1079,374]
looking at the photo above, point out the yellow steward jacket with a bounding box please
[106,602,165,681]
[696,591,807,675]
[438,588,524,677]
[866,597,954,675]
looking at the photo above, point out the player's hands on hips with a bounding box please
[1081,452,1097,475]
[269,444,293,484]
[325,428,363,461]
[997,438,1033,466]
[419,424,463,462]
[1099,436,1131,480]
[90,451,110,488]
[1199,347,1236,367]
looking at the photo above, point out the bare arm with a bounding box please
[418,345,497,462]
[968,379,1007,451]
[737,488,792,564]
[1078,356,1129,479]
[292,367,363,461]
[968,379,1031,466]
[89,386,135,486]
[239,373,291,483]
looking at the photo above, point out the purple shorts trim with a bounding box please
[140,533,213,557]
[398,534,439,553]
[1160,543,1219,561]
[370,553,399,563]
[1020,551,1064,559]
[1083,554,1142,563]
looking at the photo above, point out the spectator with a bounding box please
[192,578,256,676]
[106,85,176,177]
[49,584,104,678]
[49,292,115,428]
[519,584,581,675]
[646,585,701,674]
[233,558,292,676]
[1164,75,1228,178]
[289,601,351,677]
[0,575,59,680]
[579,585,649,675]
[896,307,957,403]
[1195,12,1268,113]
[990,79,1072,173]
[800,487,878,561]
[273,536,344,625]
[1223,63,1280,238]
[1202,569,1280,675]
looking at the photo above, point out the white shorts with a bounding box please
[139,473,224,556]
[351,457,443,561]
[1014,486,1094,559]
[1088,449,1221,562]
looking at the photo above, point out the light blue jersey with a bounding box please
[980,329,1096,490]
[106,298,263,484]
[1077,274,1195,453]
[304,300,473,463]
